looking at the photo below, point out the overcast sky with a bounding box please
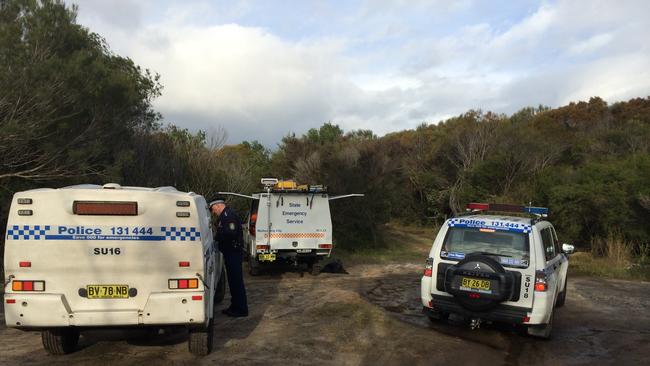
[73,0,650,146]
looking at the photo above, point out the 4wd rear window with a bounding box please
[440,227,530,268]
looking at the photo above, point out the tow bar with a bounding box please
[470,318,482,330]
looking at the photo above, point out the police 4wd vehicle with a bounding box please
[3,184,226,355]
[221,178,362,275]
[421,203,575,339]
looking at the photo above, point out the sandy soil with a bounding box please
[1,263,649,366]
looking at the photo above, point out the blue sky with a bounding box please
[74,0,650,146]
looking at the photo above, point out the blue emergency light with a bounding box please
[523,206,549,216]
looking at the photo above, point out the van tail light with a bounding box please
[423,257,434,277]
[534,270,547,292]
[168,278,199,289]
[19,261,31,267]
[319,244,333,249]
[12,280,45,291]
[249,223,256,236]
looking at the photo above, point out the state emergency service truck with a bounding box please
[220,178,363,275]
[3,184,226,355]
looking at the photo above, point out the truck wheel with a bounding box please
[310,261,322,276]
[248,256,261,276]
[188,318,214,356]
[527,310,553,339]
[214,266,227,305]
[42,328,80,355]
[556,275,567,308]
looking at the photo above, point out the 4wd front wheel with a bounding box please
[188,318,214,356]
[42,328,80,355]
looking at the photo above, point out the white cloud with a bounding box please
[72,0,650,146]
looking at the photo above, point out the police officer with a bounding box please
[209,197,248,317]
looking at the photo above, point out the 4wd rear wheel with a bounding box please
[188,318,214,356]
[214,266,227,305]
[527,310,554,339]
[41,328,80,355]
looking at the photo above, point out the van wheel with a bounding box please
[248,256,261,276]
[42,328,80,355]
[527,310,553,339]
[188,318,214,356]
[556,276,567,308]
[214,266,227,305]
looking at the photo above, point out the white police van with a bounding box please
[3,184,226,355]
[221,178,362,275]
[421,203,574,338]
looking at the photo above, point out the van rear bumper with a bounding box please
[4,292,206,328]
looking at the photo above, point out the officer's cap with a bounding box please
[208,195,227,208]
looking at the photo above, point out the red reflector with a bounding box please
[19,261,31,268]
[73,201,138,216]
[523,316,530,323]
[178,279,188,289]
[256,245,270,250]
[319,244,333,249]
[191,295,203,301]
[467,203,489,211]
[423,268,433,277]
[534,283,547,292]
[469,293,481,299]
[179,261,190,267]
[428,301,433,308]
[23,281,33,291]
[6,299,16,304]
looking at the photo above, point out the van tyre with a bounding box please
[214,266,227,305]
[527,310,553,339]
[42,328,80,355]
[556,276,567,308]
[188,318,214,356]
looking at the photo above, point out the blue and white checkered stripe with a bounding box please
[7,225,50,240]
[447,219,531,233]
[161,227,201,241]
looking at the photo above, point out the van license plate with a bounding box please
[86,285,129,299]
[461,277,491,291]
[259,253,276,262]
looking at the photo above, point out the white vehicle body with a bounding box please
[3,184,224,354]
[421,211,570,338]
[246,191,333,268]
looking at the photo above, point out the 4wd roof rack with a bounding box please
[462,202,549,223]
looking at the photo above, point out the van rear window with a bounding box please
[441,227,530,268]
[73,201,138,216]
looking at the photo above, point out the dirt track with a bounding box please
[1,263,649,366]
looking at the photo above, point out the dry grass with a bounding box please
[571,233,650,281]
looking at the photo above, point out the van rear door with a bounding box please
[4,187,210,326]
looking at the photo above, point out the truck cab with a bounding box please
[3,184,226,355]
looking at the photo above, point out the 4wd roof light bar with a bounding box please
[466,202,548,217]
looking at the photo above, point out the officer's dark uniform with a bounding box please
[214,206,248,316]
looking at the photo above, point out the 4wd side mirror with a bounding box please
[562,243,575,255]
